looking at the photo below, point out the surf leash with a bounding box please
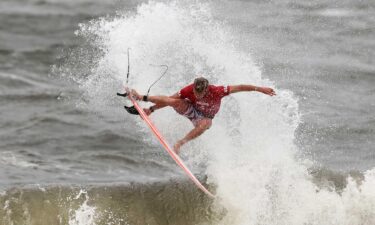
[146,64,168,97]
[126,48,130,85]
[116,50,169,115]
[116,48,139,114]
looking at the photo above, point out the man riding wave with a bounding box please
[130,77,276,154]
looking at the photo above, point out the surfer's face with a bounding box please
[193,88,207,99]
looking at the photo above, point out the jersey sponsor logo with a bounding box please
[196,101,209,106]
[224,86,228,94]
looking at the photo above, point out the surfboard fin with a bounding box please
[116,92,128,97]
[117,92,139,115]
[124,105,140,115]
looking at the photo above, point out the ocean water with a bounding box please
[0,0,374,224]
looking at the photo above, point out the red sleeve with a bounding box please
[178,84,194,99]
[215,85,231,98]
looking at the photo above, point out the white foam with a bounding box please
[69,190,97,225]
[316,9,354,18]
[72,1,375,224]
[0,151,39,168]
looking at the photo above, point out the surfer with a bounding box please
[130,77,275,154]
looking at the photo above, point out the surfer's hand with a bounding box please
[143,108,152,116]
[258,87,276,96]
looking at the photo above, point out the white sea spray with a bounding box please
[73,1,375,224]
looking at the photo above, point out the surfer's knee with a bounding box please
[203,119,212,129]
[171,99,189,113]
[197,118,212,129]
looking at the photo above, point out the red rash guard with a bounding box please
[178,84,231,118]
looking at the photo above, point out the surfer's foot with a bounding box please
[143,108,152,116]
[130,89,142,100]
[173,144,181,155]
[173,140,185,155]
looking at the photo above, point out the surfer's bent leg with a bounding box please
[173,118,212,154]
[130,90,189,114]
[147,96,189,113]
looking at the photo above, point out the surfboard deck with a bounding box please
[125,88,214,198]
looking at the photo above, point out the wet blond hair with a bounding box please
[193,77,209,93]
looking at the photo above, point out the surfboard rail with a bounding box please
[125,88,215,198]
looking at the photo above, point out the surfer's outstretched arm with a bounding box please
[229,85,276,96]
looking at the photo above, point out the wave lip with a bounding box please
[316,8,355,17]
